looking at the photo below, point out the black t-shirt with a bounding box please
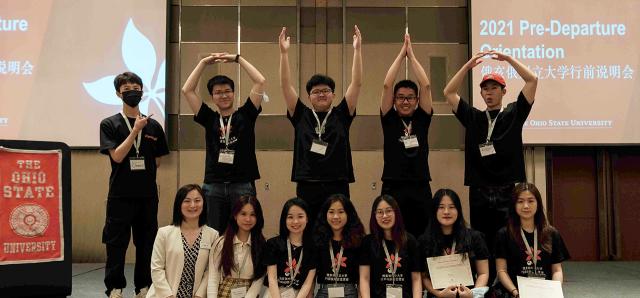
[418,229,489,287]
[262,237,316,290]
[495,227,570,288]
[194,98,261,183]
[99,113,170,198]
[360,234,421,298]
[315,240,360,284]
[288,98,355,183]
[381,106,432,182]
[454,92,532,186]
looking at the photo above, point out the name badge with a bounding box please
[479,142,496,157]
[230,286,247,298]
[402,135,419,149]
[281,288,296,298]
[129,157,145,171]
[328,286,345,298]
[218,149,235,164]
[386,285,403,298]
[310,139,328,156]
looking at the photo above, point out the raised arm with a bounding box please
[181,53,221,115]
[380,34,407,115]
[406,33,433,115]
[238,55,266,108]
[490,50,538,104]
[443,52,485,113]
[344,25,362,116]
[108,114,149,163]
[279,27,299,115]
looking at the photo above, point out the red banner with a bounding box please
[0,147,63,264]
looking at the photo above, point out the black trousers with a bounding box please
[296,181,350,227]
[469,184,514,284]
[381,181,432,238]
[102,197,158,296]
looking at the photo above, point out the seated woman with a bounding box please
[313,194,366,298]
[146,184,219,298]
[262,198,316,298]
[208,195,267,298]
[418,189,490,298]
[494,182,570,297]
[359,195,422,298]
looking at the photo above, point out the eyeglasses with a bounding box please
[213,90,233,97]
[375,208,395,217]
[394,95,417,102]
[310,88,333,96]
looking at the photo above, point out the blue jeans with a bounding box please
[315,283,358,298]
[202,182,255,233]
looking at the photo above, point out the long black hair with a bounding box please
[217,195,266,281]
[370,195,407,251]
[278,198,313,245]
[507,183,554,253]
[313,194,365,249]
[420,189,474,257]
[171,184,207,227]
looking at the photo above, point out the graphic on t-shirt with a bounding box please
[284,258,298,277]
[525,248,542,266]
[385,254,402,273]
[520,248,544,277]
[334,253,347,269]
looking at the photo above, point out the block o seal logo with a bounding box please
[9,204,49,237]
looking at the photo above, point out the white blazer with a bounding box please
[146,225,219,298]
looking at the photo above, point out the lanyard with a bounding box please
[287,239,304,287]
[520,228,539,271]
[219,113,234,148]
[120,112,142,157]
[311,107,333,140]
[235,242,250,278]
[401,118,412,136]
[382,240,400,285]
[444,240,457,255]
[329,241,345,283]
[484,106,504,143]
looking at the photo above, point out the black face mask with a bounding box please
[121,90,143,107]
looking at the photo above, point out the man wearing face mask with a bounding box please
[99,72,170,298]
[279,26,362,223]
[181,52,266,233]
[379,33,433,238]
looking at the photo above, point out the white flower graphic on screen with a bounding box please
[83,19,165,118]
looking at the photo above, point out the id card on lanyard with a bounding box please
[383,240,402,298]
[218,114,235,164]
[521,229,545,279]
[230,245,250,298]
[400,119,418,149]
[328,242,345,297]
[120,112,145,171]
[479,107,503,157]
[310,108,332,155]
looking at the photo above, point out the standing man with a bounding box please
[181,52,266,233]
[100,72,170,298]
[443,50,538,280]
[278,26,362,222]
[380,33,433,237]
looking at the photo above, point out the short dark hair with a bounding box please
[113,72,143,91]
[393,79,419,97]
[171,184,207,227]
[207,75,235,95]
[305,74,335,95]
[278,198,312,244]
[313,194,365,249]
[370,195,407,252]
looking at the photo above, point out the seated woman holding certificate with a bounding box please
[418,189,490,298]
[208,195,266,298]
[359,195,423,298]
[147,184,219,298]
[493,183,570,298]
